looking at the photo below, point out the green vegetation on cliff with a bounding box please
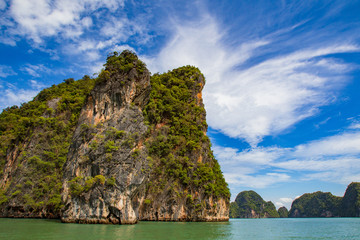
[289,191,341,217]
[278,206,289,218]
[340,182,360,217]
[0,76,95,215]
[229,202,240,218]
[230,190,279,218]
[96,50,148,85]
[143,65,229,205]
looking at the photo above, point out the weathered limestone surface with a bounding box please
[61,64,151,224]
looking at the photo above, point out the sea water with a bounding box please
[0,218,359,240]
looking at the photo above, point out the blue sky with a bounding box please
[1,0,360,209]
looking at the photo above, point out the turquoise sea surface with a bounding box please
[0,218,359,240]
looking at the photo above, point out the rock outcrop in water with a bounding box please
[0,51,230,224]
[229,190,279,218]
[277,206,289,218]
[228,184,360,219]
[288,183,360,218]
[289,191,341,217]
[340,182,360,217]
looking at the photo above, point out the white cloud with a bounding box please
[5,0,125,44]
[225,172,291,189]
[21,64,51,77]
[279,197,293,203]
[213,145,285,166]
[214,145,292,189]
[293,131,360,157]
[101,17,126,38]
[113,44,136,53]
[348,121,360,129]
[275,197,293,209]
[0,78,47,109]
[0,0,6,10]
[145,15,358,147]
[214,128,360,192]
[30,80,45,90]
[207,45,356,146]
[0,65,16,78]
[0,88,39,109]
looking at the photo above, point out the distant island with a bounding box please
[229,190,279,218]
[230,182,360,218]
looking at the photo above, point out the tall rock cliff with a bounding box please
[0,50,229,224]
[229,190,279,218]
[0,76,95,218]
[61,51,152,224]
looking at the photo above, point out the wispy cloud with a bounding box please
[275,197,294,209]
[21,64,51,77]
[0,82,41,110]
[226,172,291,189]
[0,65,16,78]
[0,0,6,10]
[145,13,359,146]
[29,80,45,90]
[0,0,149,71]
[214,127,360,193]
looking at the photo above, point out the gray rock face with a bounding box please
[61,65,151,224]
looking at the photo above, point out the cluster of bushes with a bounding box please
[69,175,115,197]
[96,50,147,84]
[84,124,138,163]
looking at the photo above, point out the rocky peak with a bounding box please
[80,51,151,127]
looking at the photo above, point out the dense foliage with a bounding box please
[143,66,230,202]
[230,190,279,218]
[340,182,360,217]
[96,50,147,85]
[0,76,95,214]
[229,202,240,218]
[278,206,289,218]
[289,191,341,217]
